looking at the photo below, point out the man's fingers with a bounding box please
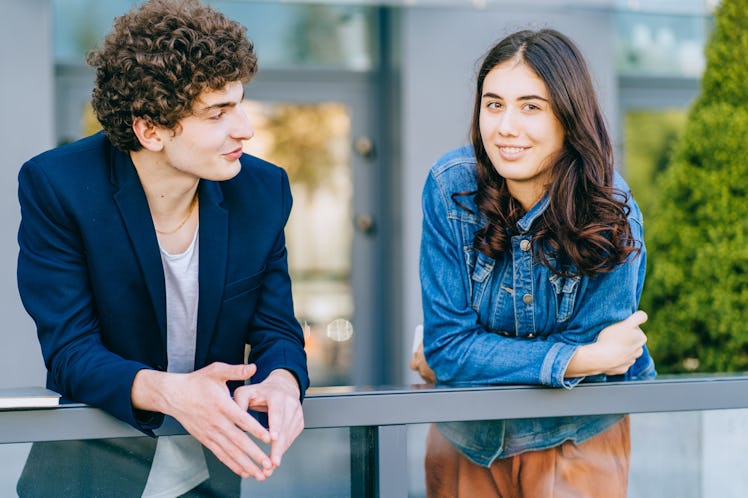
[204,362,256,383]
[270,436,288,467]
[205,439,256,480]
[235,410,273,444]
[206,427,270,480]
[165,363,288,481]
[227,389,272,447]
[266,394,304,468]
[234,386,270,412]
[268,416,302,467]
[220,370,304,473]
[182,413,271,480]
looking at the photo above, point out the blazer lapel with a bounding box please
[110,150,167,345]
[194,180,228,369]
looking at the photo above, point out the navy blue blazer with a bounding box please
[17,132,309,431]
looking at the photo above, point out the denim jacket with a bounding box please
[420,145,656,467]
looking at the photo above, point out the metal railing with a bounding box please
[3,375,748,497]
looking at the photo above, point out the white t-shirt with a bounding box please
[142,228,210,498]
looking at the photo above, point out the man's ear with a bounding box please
[132,117,164,152]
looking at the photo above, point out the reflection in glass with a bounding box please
[1,430,352,497]
[242,101,354,387]
[408,409,748,498]
[52,0,376,71]
[327,318,354,342]
[614,10,711,77]
[0,442,31,497]
[12,436,240,496]
[242,427,351,497]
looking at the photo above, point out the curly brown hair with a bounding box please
[87,0,258,152]
[468,29,638,277]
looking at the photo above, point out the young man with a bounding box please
[16,0,308,495]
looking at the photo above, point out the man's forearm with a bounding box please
[131,368,173,413]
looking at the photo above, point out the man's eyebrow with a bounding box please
[194,90,246,114]
[195,101,237,114]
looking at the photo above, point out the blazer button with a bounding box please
[520,239,531,251]
[522,294,533,305]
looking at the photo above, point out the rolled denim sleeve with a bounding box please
[420,170,579,388]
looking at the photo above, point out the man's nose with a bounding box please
[232,105,254,141]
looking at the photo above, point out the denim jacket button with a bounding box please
[527,333,535,338]
[522,294,533,304]
[519,239,531,251]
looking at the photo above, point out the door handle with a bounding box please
[354,136,376,160]
[354,212,376,236]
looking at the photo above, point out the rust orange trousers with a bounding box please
[425,416,630,498]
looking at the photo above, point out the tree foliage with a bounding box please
[642,0,748,372]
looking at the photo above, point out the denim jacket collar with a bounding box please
[516,194,550,233]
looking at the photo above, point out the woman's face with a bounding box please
[479,59,565,209]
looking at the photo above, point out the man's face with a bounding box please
[158,80,253,182]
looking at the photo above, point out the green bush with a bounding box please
[642,0,748,373]
[624,110,686,219]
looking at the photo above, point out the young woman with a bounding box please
[414,29,655,497]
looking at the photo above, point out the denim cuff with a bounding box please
[542,342,581,388]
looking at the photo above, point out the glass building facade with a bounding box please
[4,1,742,497]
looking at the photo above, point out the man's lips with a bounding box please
[223,147,244,160]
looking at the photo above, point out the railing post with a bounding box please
[350,426,376,497]
[376,425,408,498]
[350,425,409,497]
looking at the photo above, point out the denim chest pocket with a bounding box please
[468,250,495,312]
[549,273,581,322]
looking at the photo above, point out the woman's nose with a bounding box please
[497,109,519,137]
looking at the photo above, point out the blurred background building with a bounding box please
[0,1,733,496]
[0,0,717,390]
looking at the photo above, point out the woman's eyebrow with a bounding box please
[481,92,549,102]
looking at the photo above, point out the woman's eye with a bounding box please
[487,102,502,110]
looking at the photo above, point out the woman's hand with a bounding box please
[565,310,648,378]
[410,342,437,384]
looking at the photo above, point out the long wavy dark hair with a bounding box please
[468,29,638,277]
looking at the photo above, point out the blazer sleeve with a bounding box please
[17,159,159,432]
[244,168,310,398]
